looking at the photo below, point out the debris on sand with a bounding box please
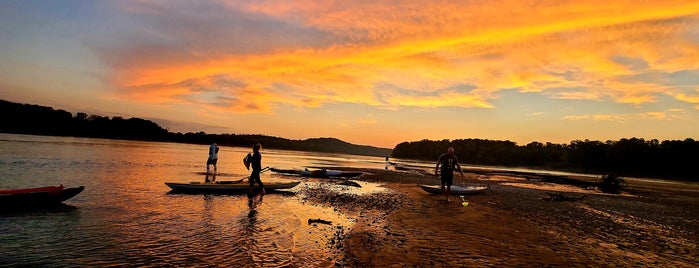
[308,218,333,225]
[542,192,587,201]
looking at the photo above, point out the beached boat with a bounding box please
[165,181,300,193]
[270,168,362,178]
[0,185,85,209]
[419,184,490,195]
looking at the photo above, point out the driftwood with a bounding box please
[308,218,333,225]
[543,192,587,202]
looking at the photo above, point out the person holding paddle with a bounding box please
[435,147,464,202]
[205,142,220,183]
[206,142,219,174]
[248,143,265,195]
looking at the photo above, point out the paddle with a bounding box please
[243,166,271,180]
[210,167,272,184]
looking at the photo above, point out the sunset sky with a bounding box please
[1,1,698,148]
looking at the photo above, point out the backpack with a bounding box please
[243,153,251,170]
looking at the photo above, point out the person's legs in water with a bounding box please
[206,158,217,174]
[255,172,265,195]
[249,171,265,194]
[248,171,257,193]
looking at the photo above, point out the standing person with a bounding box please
[249,143,265,195]
[206,142,219,175]
[434,147,464,202]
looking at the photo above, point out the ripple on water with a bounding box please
[1,192,353,267]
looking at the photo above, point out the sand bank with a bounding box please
[299,168,698,267]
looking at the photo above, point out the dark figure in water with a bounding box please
[435,147,464,202]
[205,142,219,183]
[249,143,265,194]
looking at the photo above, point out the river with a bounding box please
[0,133,388,267]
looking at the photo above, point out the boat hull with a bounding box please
[0,186,85,210]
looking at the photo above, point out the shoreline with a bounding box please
[306,168,698,267]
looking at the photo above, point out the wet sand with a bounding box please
[301,168,698,267]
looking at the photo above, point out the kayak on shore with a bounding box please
[165,180,300,194]
[271,167,362,178]
[419,184,490,195]
[0,185,85,210]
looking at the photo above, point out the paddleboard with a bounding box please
[419,184,490,195]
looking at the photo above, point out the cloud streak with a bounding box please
[564,109,688,122]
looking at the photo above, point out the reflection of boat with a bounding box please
[419,184,490,195]
[0,185,85,209]
[270,168,362,178]
[394,165,410,171]
[165,181,300,193]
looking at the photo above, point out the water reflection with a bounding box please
[1,134,362,267]
[243,193,263,264]
[245,193,263,233]
[0,203,79,215]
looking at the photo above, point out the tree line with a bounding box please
[0,99,391,157]
[392,138,699,181]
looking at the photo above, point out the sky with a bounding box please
[1,0,698,148]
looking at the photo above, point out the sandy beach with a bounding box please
[301,168,698,267]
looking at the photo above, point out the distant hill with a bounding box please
[0,99,392,157]
[169,132,392,157]
[300,137,391,156]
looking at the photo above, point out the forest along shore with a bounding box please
[308,168,697,267]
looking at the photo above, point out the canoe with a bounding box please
[165,181,300,193]
[0,185,85,209]
[419,184,490,195]
[270,168,362,178]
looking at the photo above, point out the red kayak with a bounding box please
[0,185,85,210]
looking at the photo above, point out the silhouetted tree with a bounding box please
[392,137,698,181]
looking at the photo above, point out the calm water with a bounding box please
[0,134,388,267]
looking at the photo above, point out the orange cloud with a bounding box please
[101,0,699,116]
[673,92,699,109]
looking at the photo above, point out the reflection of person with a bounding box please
[206,142,219,174]
[434,147,464,202]
[249,143,265,194]
[245,193,263,234]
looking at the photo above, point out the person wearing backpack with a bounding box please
[247,143,265,194]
